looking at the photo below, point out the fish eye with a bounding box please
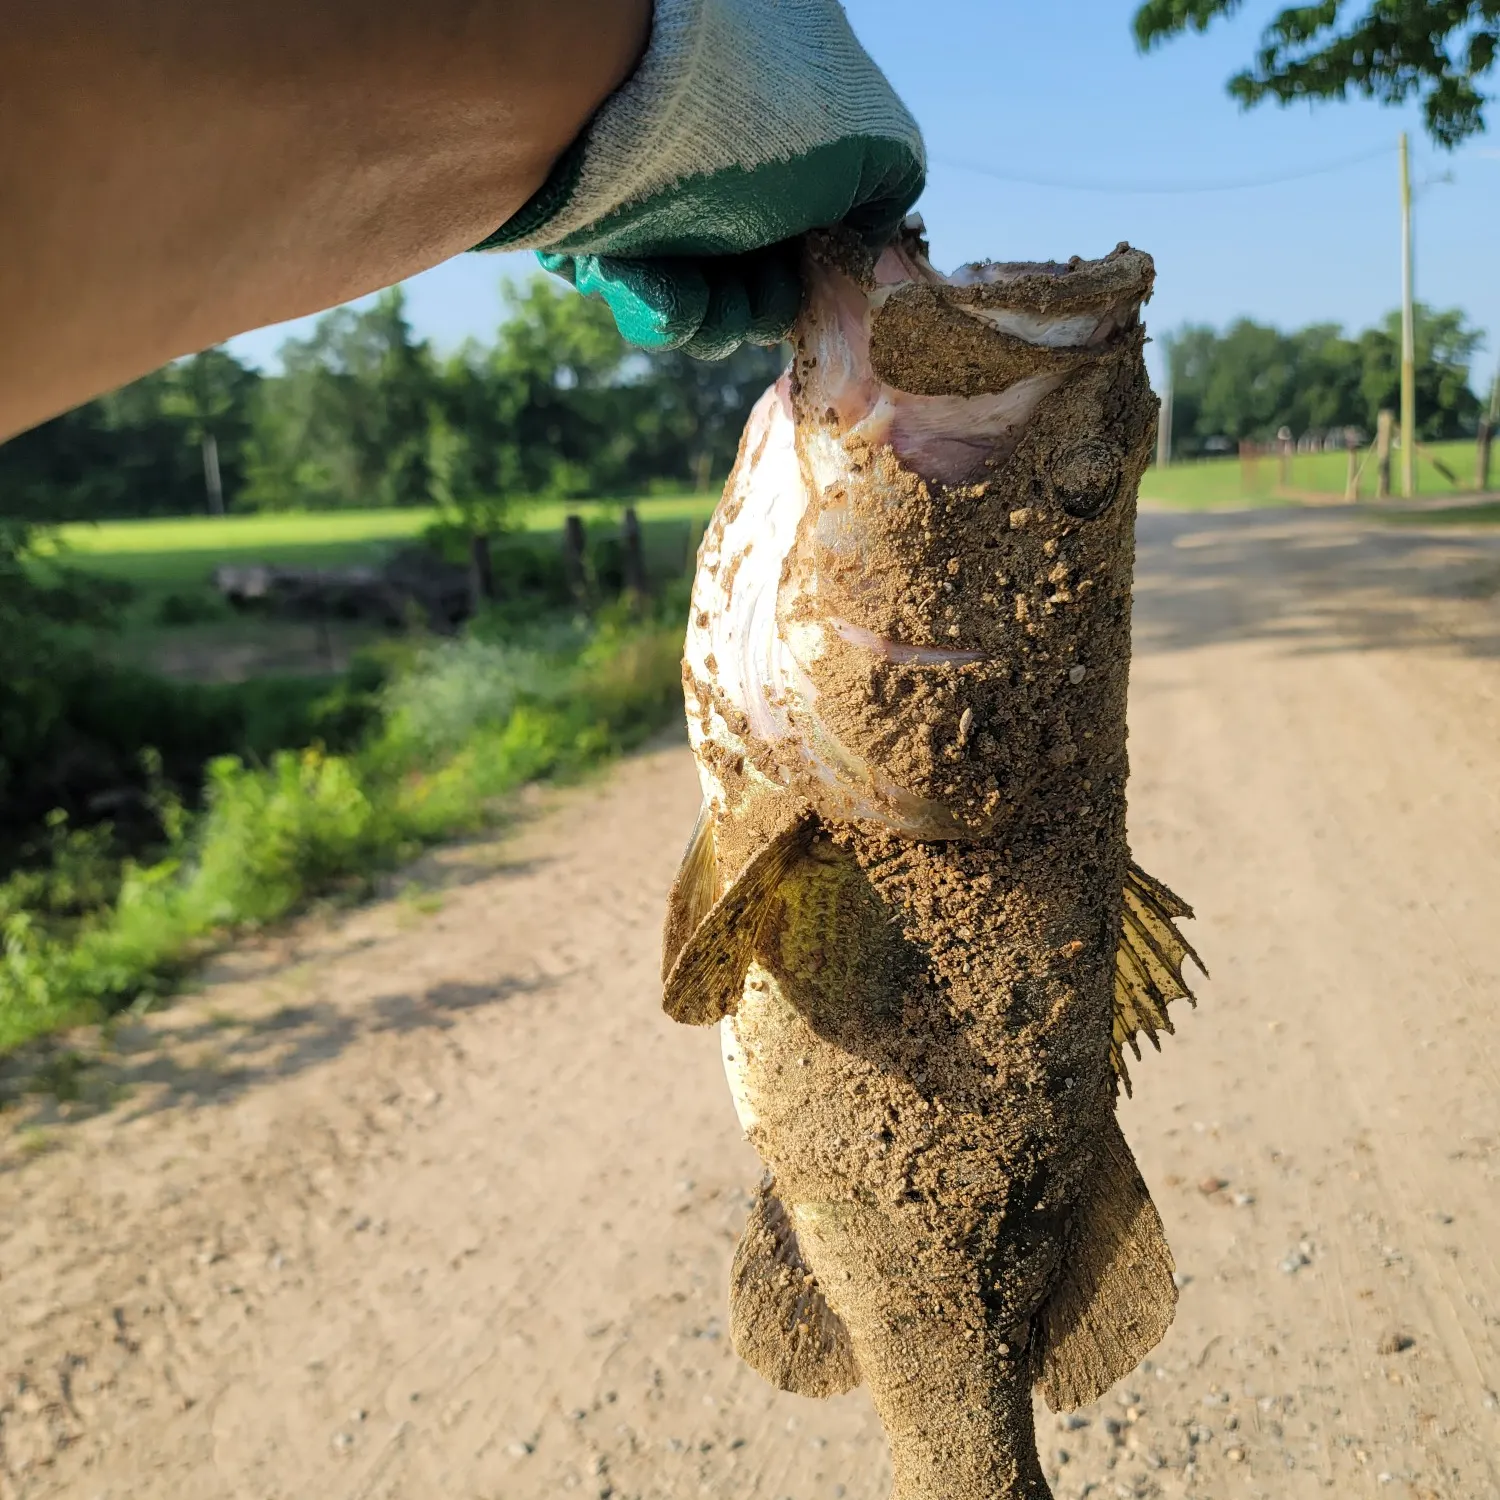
[1050,439,1122,520]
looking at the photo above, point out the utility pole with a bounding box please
[1399,132,1417,499]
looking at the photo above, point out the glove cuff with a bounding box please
[477,0,923,255]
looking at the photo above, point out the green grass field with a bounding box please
[1140,439,1485,510]
[33,433,1500,594]
[43,495,718,583]
[30,495,720,684]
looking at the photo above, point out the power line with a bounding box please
[930,143,1395,196]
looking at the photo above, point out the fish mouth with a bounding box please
[815,224,1155,486]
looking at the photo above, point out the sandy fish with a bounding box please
[661,221,1205,1500]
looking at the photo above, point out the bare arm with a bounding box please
[0,0,651,440]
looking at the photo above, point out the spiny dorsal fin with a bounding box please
[1112,861,1207,1095]
[730,1177,860,1398]
[662,816,812,1026]
[661,802,719,982]
[1035,1107,1177,1412]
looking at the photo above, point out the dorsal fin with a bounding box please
[730,1178,860,1398]
[1035,1107,1177,1411]
[1111,861,1207,1094]
[662,816,812,1026]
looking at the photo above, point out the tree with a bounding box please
[244,288,436,509]
[0,350,259,521]
[483,278,642,498]
[631,345,787,492]
[1355,304,1484,437]
[1165,304,1482,452]
[1133,1,1498,147]
[159,349,259,514]
[0,274,788,522]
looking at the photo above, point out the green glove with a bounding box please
[474,0,925,360]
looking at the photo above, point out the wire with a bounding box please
[930,143,1395,196]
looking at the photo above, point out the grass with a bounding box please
[1381,500,1500,527]
[1140,440,1484,510]
[25,496,718,689]
[0,599,689,1056]
[43,495,717,584]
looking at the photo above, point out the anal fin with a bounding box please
[730,1178,860,1399]
[662,815,811,1026]
[1112,860,1208,1094]
[1035,1108,1177,1412]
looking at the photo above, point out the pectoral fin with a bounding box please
[1035,1109,1177,1412]
[730,1178,860,1399]
[1111,861,1207,1094]
[661,802,719,981]
[662,816,812,1026]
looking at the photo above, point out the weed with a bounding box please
[17,1127,59,1158]
[397,884,446,919]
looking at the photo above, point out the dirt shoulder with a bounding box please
[4,507,1500,1500]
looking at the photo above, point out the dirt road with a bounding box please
[4,506,1500,1500]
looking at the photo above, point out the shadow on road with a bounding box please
[1135,507,1500,660]
[0,970,557,1159]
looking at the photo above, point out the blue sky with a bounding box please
[228,0,1500,395]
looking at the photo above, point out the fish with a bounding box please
[661,220,1205,1500]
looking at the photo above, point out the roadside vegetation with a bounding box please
[0,279,749,1055]
[0,579,690,1054]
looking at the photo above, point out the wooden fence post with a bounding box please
[1239,439,1258,498]
[563,514,589,605]
[1478,419,1493,494]
[1277,427,1293,490]
[621,506,648,598]
[1376,410,1393,500]
[1344,429,1359,502]
[468,533,495,615]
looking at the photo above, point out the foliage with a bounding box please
[243,288,437,512]
[1165,303,1483,453]
[0,351,261,522]
[1133,0,1499,147]
[0,600,688,1055]
[0,274,782,527]
[376,634,570,762]
[423,279,782,516]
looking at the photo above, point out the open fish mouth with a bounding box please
[683,221,1154,841]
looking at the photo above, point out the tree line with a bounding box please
[2,280,1491,510]
[1165,304,1488,459]
[0,280,785,529]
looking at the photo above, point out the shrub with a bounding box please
[0,605,688,1054]
[154,588,229,626]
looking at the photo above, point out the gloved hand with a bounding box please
[475,0,925,359]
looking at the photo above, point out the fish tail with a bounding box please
[792,1199,1052,1500]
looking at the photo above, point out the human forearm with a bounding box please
[0,0,650,439]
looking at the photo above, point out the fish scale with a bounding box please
[661,220,1206,1500]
